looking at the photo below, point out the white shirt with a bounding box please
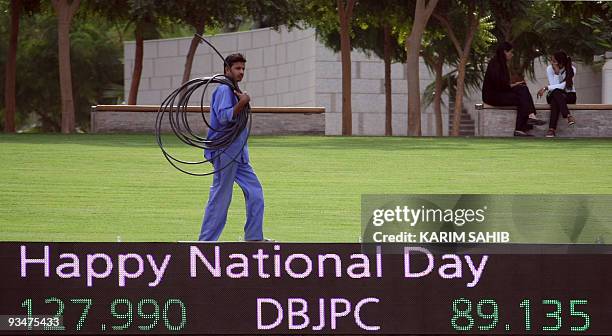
[546,64,577,92]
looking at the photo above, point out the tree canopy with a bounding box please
[1,0,612,133]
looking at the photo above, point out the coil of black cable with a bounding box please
[155,35,251,176]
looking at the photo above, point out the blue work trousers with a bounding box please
[199,153,264,241]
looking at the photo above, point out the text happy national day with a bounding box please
[19,245,488,288]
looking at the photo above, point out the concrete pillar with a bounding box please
[603,51,612,104]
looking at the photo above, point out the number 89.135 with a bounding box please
[450,298,590,332]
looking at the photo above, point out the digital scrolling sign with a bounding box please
[0,243,610,335]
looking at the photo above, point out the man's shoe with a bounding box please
[527,117,546,126]
[514,130,534,137]
[568,115,576,126]
[545,128,556,138]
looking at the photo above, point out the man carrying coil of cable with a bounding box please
[199,53,269,242]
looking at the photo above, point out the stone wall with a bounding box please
[314,44,445,136]
[478,107,612,137]
[603,52,612,104]
[91,110,324,135]
[124,27,316,108]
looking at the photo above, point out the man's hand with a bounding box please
[232,90,250,117]
[510,81,525,88]
[234,90,250,104]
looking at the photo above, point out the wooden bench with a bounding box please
[90,105,325,135]
[474,103,612,137]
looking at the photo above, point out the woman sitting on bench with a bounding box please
[482,42,544,137]
[537,51,577,137]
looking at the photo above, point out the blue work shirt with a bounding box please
[204,84,249,163]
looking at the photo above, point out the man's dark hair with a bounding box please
[224,53,247,71]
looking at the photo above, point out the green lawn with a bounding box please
[1,134,612,242]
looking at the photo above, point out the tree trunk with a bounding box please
[57,19,74,133]
[405,0,439,136]
[182,22,205,84]
[451,56,469,136]
[405,35,421,136]
[383,24,392,136]
[433,58,444,136]
[128,24,144,105]
[450,15,478,136]
[502,23,512,43]
[52,0,79,133]
[339,21,352,135]
[337,0,355,136]
[4,0,20,133]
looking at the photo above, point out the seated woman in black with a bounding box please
[482,42,543,136]
[537,51,577,137]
